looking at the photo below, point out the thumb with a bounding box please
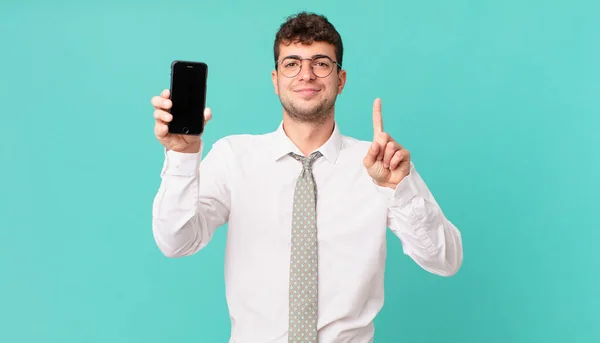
[363,142,380,169]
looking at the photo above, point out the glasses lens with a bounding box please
[280,58,301,77]
[311,57,334,77]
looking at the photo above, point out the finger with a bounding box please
[389,149,410,170]
[154,121,169,139]
[151,96,172,111]
[382,141,397,168]
[161,89,170,99]
[373,132,390,161]
[154,109,172,123]
[372,98,383,135]
[204,107,212,123]
[363,142,380,169]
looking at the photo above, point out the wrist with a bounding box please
[373,179,397,189]
[169,141,202,154]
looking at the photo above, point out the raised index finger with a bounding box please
[372,98,383,135]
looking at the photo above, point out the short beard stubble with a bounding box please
[278,83,337,126]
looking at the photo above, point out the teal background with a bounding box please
[1,0,599,342]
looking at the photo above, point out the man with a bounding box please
[151,11,462,343]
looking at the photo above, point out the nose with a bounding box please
[298,59,316,81]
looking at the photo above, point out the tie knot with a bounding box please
[290,151,322,169]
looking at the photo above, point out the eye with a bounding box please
[312,58,331,68]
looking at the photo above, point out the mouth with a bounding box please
[294,88,321,98]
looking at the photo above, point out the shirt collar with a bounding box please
[269,121,342,164]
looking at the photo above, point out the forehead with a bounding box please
[278,41,336,59]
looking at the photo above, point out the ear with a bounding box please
[271,69,279,95]
[337,69,347,94]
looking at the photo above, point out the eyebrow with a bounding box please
[281,54,331,60]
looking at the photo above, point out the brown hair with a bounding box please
[273,12,343,69]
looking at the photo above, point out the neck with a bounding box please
[282,113,335,156]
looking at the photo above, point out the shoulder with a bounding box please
[205,131,275,157]
[339,134,372,156]
[213,131,273,147]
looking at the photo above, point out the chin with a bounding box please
[284,101,332,124]
[279,90,336,119]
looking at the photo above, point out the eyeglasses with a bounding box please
[276,55,342,78]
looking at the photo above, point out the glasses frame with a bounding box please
[275,54,342,78]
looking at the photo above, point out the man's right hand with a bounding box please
[151,89,212,153]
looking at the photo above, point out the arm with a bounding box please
[365,99,462,276]
[383,162,463,276]
[152,138,232,257]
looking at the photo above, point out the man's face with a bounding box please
[272,41,346,124]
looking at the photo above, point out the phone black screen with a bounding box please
[169,61,208,135]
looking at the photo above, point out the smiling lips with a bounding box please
[294,88,320,98]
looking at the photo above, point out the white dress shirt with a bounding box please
[152,122,463,343]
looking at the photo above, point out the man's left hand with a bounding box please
[363,98,411,189]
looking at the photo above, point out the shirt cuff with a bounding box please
[160,141,204,177]
[390,163,420,207]
[374,162,420,207]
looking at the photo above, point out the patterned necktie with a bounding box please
[288,151,322,343]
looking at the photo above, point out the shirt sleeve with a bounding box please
[380,162,463,276]
[152,138,232,257]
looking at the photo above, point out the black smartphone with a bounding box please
[168,60,208,135]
